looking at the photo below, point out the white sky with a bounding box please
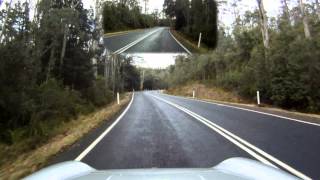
[218,0,283,26]
[129,53,185,69]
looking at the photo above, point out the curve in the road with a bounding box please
[104,27,191,54]
[114,29,162,54]
[104,28,158,52]
[124,28,189,54]
[150,94,311,180]
[154,92,320,179]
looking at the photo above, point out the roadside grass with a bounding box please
[166,82,320,123]
[170,30,210,54]
[167,81,250,104]
[0,93,131,180]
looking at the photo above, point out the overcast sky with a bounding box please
[219,0,282,26]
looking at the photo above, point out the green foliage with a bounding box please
[163,0,176,18]
[0,1,139,145]
[102,1,158,32]
[163,0,218,48]
[34,80,85,121]
[84,78,113,107]
[0,78,88,144]
[165,6,320,112]
[121,60,141,91]
[142,69,168,90]
[216,70,242,91]
[269,34,320,110]
[29,79,86,138]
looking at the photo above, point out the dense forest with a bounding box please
[0,0,140,144]
[140,68,169,90]
[165,0,320,112]
[163,0,218,48]
[102,0,162,32]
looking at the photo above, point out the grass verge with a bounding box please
[170,30,209,54]
[0,93,131,179]
[166,82,320,124]
[167,82,250,104]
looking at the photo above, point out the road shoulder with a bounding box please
[0,93,132,179]
[164,92,320,126]
[170,30,208,54]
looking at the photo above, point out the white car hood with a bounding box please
[24,157,299,180]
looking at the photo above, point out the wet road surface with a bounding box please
[54,92,320,179]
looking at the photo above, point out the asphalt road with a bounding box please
[104,27,189,54]
[54,91,320,179]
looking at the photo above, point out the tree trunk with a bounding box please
[231,0,240,26]
[59,1,80,75]
[33,0,40,22]
[0,2,12,43]
[46,47,56,82]
[257,0,270,48]
[282,0,291,21]
[95,0,109,84]
[143,0,149,14]
[104,49,110,87]
[299,0,311,39]
[315,0,320,21]
[59,24,69,74]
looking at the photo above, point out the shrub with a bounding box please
[84,78,113,107]
[28,79,86,138]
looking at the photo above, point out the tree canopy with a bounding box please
[163,1,320,112]
[0,0,140,144]
[163,0,218,48]
[102,0,159,32]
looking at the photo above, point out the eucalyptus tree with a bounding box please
[315,0,320,20]
[34,0,95,88]
[281,0,291,21]
[299,0,311,38]
[163,0,175,18]
[203,0,218,47]
[175,0,190,30]
[256,0,270,48]
[190,0,204,36]
[142,0,149,14]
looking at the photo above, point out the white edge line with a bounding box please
[168,29,192,55]
[114,29,160,54]
[75,93,135,161]
[164,93,320,127]
[151,94,311,180]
